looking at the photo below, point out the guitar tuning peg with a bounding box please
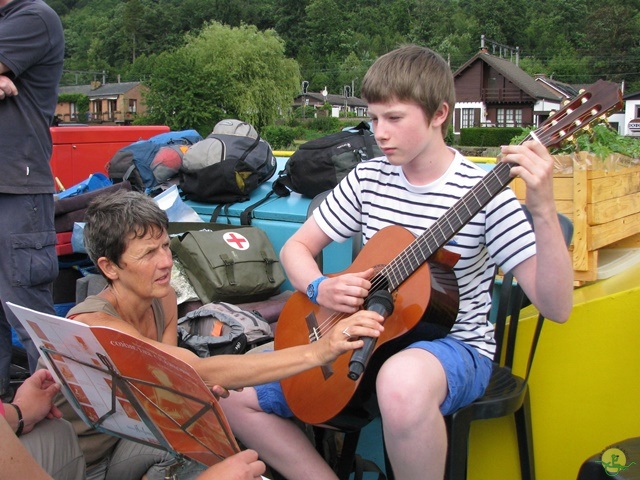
[549,110,556,117]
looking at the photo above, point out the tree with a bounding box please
[139,22,300,134]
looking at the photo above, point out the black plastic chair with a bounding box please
[444,208,574,480]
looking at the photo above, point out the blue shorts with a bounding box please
[254,336,493,418]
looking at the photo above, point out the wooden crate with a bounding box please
[511,152,640,283]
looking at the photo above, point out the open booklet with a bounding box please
[8,302,241,468]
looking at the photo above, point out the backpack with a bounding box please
[177,304,248,357]
[210,119,258,138]
[272,122,382,199]
[179,119,277,204]
[106,129,202,193]
[177,302,273,357]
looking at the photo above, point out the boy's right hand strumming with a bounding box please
[316,268,375,313]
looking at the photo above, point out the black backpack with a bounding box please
[179,127,277,205]
[273,122,382,199]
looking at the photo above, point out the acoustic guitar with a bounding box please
[274,79,623,429]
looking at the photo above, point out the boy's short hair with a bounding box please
[83,190,169,278]
[361,44,455,137]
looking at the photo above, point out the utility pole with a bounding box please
[301,80,309,119]
[344,85,351,116]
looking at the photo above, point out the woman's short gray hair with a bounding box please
[83,190,169,276]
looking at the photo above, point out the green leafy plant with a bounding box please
[511,123,640,159]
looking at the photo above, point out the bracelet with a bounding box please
[10,403,23,437]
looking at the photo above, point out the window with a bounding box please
[496,108,522,127]
[461,108,475,128]
[129,99,137,113]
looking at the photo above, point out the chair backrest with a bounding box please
[492,206,573,378]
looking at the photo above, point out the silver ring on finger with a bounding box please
[342,327,351,338]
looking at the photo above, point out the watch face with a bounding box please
[306,284,315,298]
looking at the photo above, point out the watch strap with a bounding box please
[307,275,328,304]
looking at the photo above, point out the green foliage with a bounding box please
[307,116,341,133]
[292,105,315,119]
[461,127,524,147]
[138,22,299,134]
[445,125,455,146]
[510,122,640,160]
[57,0,640,124]
[57,93,90,119]
[261,125,298,150]
[540,124,640,159]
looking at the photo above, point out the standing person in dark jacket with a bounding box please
[0,0,64,400]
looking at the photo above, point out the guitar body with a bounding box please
[274,225,460,429]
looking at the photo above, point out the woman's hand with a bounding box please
[313,309,385,365]
[196,449,266,479]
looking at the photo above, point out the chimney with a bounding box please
[480,34,488,54]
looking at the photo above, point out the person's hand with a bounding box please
[317,268,375,313]
[11,370,62,434]
[207,384,247,399]
[313,309,385,365]
[196,449,266,479]
[500,140,556,216]
[0,75,18,100]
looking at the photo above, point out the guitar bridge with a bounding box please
[305,310,333,380]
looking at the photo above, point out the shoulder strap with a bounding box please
[239,189,279,225]
[239,179,293,225]
[209,203,233,223]
[151,298,165,341]
[352,122,377,160]
[67,295,120,319]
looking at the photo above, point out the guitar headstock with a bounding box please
[530,79,623,149]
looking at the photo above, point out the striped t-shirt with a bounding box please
[314,150,536,359]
